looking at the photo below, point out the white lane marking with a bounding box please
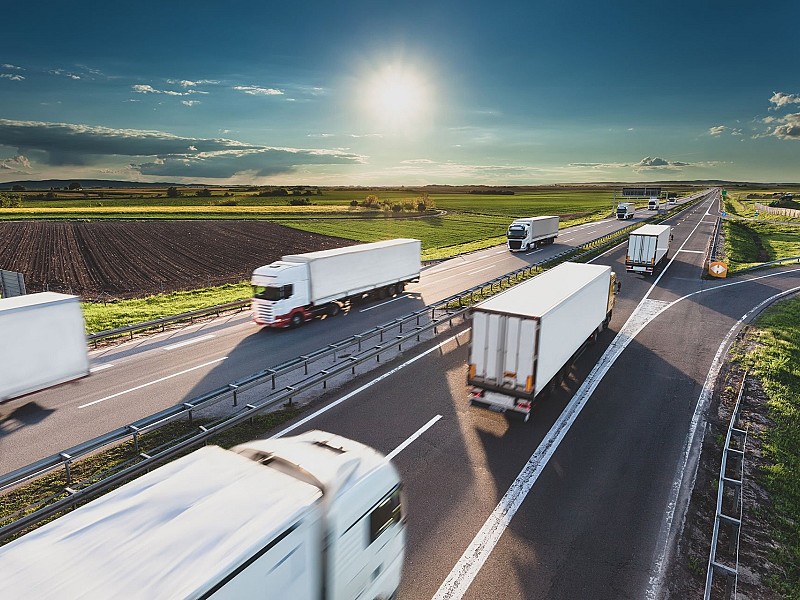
[89,363,114,373]
[272,331,469,439]
[524,248,543,256]
[360,295,411,312]
[78,357,227,408]
[434,263,502,283]
[678,249,705,254]
[386,415,443,460]
[162,333,216,351]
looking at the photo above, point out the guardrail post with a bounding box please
[129,425,141,455]
[230,384,239,407]
[60,453,72,486]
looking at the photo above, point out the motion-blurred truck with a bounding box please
[625,224,672,275]
[467,262,619,421]
[251,238,421,327]
[506,215,559,252]
[616,202,635,220]
[0,430,407,600]
[0,292,89,401]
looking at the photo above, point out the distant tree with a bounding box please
[363,194,379,207]
[392,203,403,213]
[11,184,25,191]
[45,191,56,200]
[0,193,22,208]
[196,188,212,197]
[166,186,180,198]
[350,199,358,207]
[68,182,82,190]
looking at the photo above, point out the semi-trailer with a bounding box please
[467,262,619,421]
[648,197,659,210]
[0,430,407,600]
[625,224,672,275]
[506,215,559,252]
[0,292,89,401]
[616,202,636,220]
[251,238,421,327]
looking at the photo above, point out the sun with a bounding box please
[362,64,431,130]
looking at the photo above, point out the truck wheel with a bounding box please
[387,284,397,296]
[327,303,340,317]
[290,313,304,328]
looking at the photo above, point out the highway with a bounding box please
[0,202,677,472]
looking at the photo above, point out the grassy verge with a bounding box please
[82,282,251,333]
[741,297,800,595]
[723,220,800,273]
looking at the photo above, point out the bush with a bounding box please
[0,193,22,208]
[287,197,312,206]
[392,203,403,213]
[350,199,358,207]
[212,199,238,206]
[196,188,212,198]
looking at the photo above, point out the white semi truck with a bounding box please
[616,202,636,220]
[648,197,659,210]
[0,292,89,401]
[467,262,619,421]
[506,215,559,252]
[0,430,407,600]
[252,238,421,327]
[625,224,672,275]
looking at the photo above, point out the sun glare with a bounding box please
[362,64,431,131]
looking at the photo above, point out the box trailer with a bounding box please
[0,430,406,600]
[0,292,89,401]
[616,202,636,220]
[506,216,559,252]
[625,224,672,274]
[467,262,618,420]
[252,238,421,327]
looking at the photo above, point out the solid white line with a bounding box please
[272,331,469,439]
[162,333,215,350]
[678,249,705,254]
[78,357,227,408]
[386,415,443,460]
[89,363,114,373]
[360,294,410,312]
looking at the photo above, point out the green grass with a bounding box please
[723,220,800,273]
[741,297,800,596]
[82,282,251,333]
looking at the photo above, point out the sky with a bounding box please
[0,0,798,186]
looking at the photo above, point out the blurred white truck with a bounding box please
[0,430,407,600]
[467,262,619,421]
[0,292,89,401]
[506,216,559,252]
[616,202,635,220]
[252,238,421,327]
[625,224,672,275]
[648,197,659,210]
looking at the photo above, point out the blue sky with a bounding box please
[0,0,798,185]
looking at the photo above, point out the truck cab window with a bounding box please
[369,487,403,544]
[253,285,283,301]
[282,284,293,299]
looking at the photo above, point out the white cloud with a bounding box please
[49,69,81,80]
[0,154,31,172]
[708,125,726,136]
[233,85,284,96]
[769,113,800,140]
[307,133,335,138]
[181,100,200,107]
[0,74,24,81]
[400,158,435,164]
[133,84,208,96]
[1,64,22,70]
[168,79,220,87]
[769,91,800,110]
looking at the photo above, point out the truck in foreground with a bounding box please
[506,215,559,252]
[467,262,619,421]
[616,202,635,220]
[625,224,672,275]
[0,292,89,401]
[252,238,421,327]
[0,430,406,600]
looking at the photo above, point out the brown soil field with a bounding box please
[0,221,354,299]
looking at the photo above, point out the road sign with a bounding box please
[722,189,727,197]
[708,261,728,278]
[721,211,727,217]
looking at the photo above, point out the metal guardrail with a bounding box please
[86,299,251,346]
[0,190,712,540]
[735,255,800,275]
[704,373,748,600]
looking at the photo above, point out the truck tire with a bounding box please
[327,303,340,317]
[290,313,304,328]
[387,284,398,296]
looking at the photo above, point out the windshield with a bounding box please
[253,285,283,301]
[507,226,527,239]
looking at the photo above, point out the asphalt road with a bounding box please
[1,201,690,473]
[169,189,800,599]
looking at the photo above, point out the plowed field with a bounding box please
[0,221,354,299]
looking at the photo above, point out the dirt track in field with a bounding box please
[0,221,354,299]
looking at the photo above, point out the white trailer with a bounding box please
[506,215,559,252]
[625,224,672,275]
[0,430,406,600]
[252,238,421,327]
[616,202,636,220]
[467,262,618,420]
[0,292,89,401]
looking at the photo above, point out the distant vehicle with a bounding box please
[0,430,407,600]
[251,239,421,327]
[0,292,89,401]
[467,262,619,421]
[625,224,672,275]
[616,202,636,220]
[648,197,659,210]
[506,215,559,252]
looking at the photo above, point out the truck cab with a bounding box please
[507,220,531,251]
[648,197,659,210]
[252,261,309,327]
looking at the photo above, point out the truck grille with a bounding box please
[253,301,275,323]
[508,240,522,250]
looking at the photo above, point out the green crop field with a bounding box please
[723,220,800,272]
